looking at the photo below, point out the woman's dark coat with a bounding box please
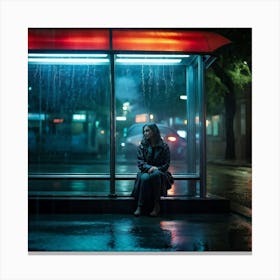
[131,140,174,198]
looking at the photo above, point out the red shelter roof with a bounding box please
[28,29,110,50]
[28,28,231,53]
[112,29,230,52]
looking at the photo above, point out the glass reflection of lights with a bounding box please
[122,102,130,111]
[167,136,177,142]
[28,113,46,121]
[72,114,87,122]
[180,95,187,100]
[71,181,87,191]
[177,130,187,138]
[160,220,208,251]
[116,116,127,121]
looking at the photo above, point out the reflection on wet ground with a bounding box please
[28,163,252,252]
[29,213,251,252]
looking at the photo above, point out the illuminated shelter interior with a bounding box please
[28,28,231,209]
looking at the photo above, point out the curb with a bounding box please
[207,160,252,168]
[230,202,252,220]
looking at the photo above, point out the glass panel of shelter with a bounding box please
[28,52,204,197]
[28,53,112,196]
[114,54,202,197]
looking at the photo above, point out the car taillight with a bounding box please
[167,136,177,142]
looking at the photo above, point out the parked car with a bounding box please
[120,123,187,160]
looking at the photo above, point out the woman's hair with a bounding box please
[141,123,162,145]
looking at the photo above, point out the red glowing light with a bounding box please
[28,28,110,50]
[53,118,64,123]
[112,30,231,52]
[167,136,177,142]
[28,28,231,53]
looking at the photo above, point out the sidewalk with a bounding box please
[29,212,251,252]
[207,160,252,218]
[207,159,252,168]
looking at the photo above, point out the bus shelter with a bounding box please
[28,28,230,206]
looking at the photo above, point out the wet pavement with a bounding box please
[28,162,252,252]
[28,213,251,252]
[207,163,252,209]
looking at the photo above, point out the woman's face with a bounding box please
[143,126,153,141]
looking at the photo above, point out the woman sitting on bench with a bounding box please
[132,123,173,217]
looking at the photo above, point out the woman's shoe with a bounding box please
[134,206,141,216]
[150,203,160,217]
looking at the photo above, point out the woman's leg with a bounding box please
[134,173,150,216]
[149,170,161,216]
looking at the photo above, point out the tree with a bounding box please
[206,28,252,160]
